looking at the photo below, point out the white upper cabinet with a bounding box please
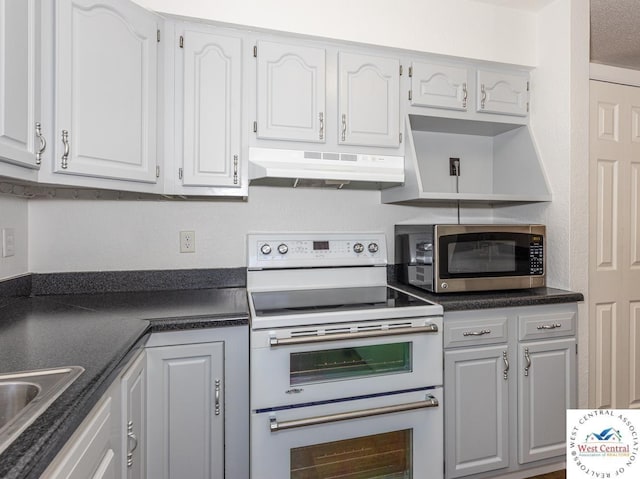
[52,0,159,184]
[179,28,242,189]
[410,62,469,112]
[256,40,326,143]
[0,0,42,171]
[476,69,529,117]
[338,52,400,147]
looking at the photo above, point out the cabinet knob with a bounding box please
[35,122,46,165]
[341,114,347,142]
[502,351,509,380]
[319,112,324,140]
[127,420,138,468]
[61,130,69,169]
[524,347,531,377]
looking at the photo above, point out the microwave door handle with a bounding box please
[269,324,439,347]
[269,395,439,432]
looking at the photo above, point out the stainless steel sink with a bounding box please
[0,366,84,454]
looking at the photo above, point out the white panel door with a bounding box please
[256,40,326,143]
[147,342,224,479]
[589,80,640,409]
[54,0,158,183]
[338,51,400,147]
[444,345,509,478]
[0,0,40,169]
[181,29,241,187]
[518,338,576,464]
[410,61,469,111]
[476,70,529,117]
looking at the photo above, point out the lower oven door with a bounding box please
[251,388,443,479]
[251,317,442,410]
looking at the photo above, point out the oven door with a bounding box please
[250,317,442,410]
[251,388,443,479]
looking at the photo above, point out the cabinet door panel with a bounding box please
[0,0,38,168]
[338,52,400,147]
[182,30,241,187]
[122,351,146,479]
[147,342,224,479]
[477,70,528,117]
[444,345,509,478]
[55,0,157,182]
[518,338,576,464]
[256,40,325,143]
[410,62,468,111]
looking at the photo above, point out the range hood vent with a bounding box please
[248,147,404,189]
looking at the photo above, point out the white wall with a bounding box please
[133,0,538,66]
[28,187,494,272]
[0,195,29,280]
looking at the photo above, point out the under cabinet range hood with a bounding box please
[248,147,404,189]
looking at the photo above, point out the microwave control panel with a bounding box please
[529,236,544,275]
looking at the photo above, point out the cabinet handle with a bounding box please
[480,84,487,109]
[35,122,46,165]
[462,329,491,337]
[502,351,509,380]
[524,347,531,377]
[319,112,324,140]
[215,379,221,416]
[127,420,138,468]
[341,113,347,142]
[61,130,69,169]
[537,323,562,330]
[462,83,468,109]
[233,155,238,185]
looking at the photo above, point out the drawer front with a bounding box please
[519,311,576,340]
[444,316,508,348]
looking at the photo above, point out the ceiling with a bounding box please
[590,0,640,70]
[473,0,640,71]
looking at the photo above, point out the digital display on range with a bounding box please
[313,241,330,250]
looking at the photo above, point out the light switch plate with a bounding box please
[2,228,15,258]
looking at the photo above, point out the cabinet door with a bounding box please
[181,29,242,188]
[147,342,224,479]
[518,338,576,464]
[121,351,146,479]
[0,0,40,169]
[444,345,509,478]
[256,40,326,143]
[338,51,400,147]
[410,62,469,111]
[54,0,158,183]
[476,70,529,117]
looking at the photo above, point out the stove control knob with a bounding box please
[277,243,289,255]
[367,243,379,253]
[353,243,364,254]
[441,282,449,290]
[260,243,272,255]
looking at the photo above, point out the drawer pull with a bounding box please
[537,323,562,330]
[462,329,491,337]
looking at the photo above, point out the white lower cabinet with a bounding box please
[42,350,146,479]
[146,341,224,479]
[145,326,249,479]
[444,304,577,479]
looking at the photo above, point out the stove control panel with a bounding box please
[247,233,387,269]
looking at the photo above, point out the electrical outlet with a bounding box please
[2,228,15,258]
[449,157,461,176]
[180,230,195,253]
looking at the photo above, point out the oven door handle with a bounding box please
[269,324,439,347]
[269,395,439,432]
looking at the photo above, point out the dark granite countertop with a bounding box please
[389,282,584,312]
[0,288,249,479]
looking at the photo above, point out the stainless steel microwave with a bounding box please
[394,224,545,293]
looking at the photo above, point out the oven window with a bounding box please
[290,343,412,386]
[291,429,412,478]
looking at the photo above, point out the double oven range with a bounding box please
[247,233,444,479]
